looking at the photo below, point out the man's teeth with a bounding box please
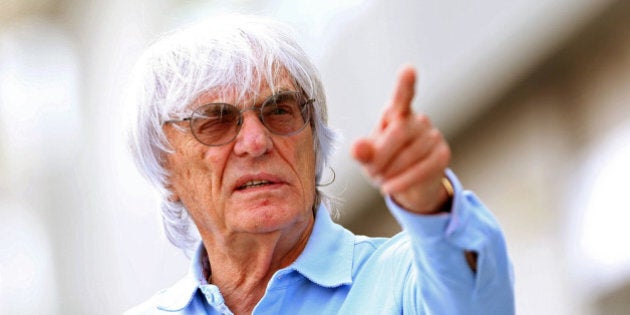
[242,180,271,189]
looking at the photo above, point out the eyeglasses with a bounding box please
[164,91,313,146]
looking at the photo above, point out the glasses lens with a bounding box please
[262,92,309,135]
[191,103,240,146]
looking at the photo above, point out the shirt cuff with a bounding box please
[385,169,463,241]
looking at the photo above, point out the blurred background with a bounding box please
[1,0,629,314]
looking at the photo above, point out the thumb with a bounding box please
[351,138,374,164]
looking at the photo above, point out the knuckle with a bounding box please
[437,142,452,166]
[390,122,406,140]
[415,113,431,127]
[428,128,442,143]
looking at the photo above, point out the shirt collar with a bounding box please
[154,243,207,311]
[154,204,356,311]
[291,204,355,287]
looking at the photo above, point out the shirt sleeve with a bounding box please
[385,169,515,315]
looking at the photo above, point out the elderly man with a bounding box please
[126,15,514,315]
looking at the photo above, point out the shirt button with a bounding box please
[201,286,223,304]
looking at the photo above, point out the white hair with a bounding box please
[127,14,339,254]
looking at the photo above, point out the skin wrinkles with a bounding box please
[160,65,452,314]
[163,74,317,313]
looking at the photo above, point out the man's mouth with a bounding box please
[237,180,273,190]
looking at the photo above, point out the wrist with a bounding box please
[390,176,454,215]
[420,177,453,215]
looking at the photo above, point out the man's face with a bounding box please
[163,76,317,240]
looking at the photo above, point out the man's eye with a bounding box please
[193,106,238,132]
[195,117,230,132]
[266,104,293,116]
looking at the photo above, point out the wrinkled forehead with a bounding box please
[188,69,299,110]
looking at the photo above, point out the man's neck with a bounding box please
[200,216,314,314]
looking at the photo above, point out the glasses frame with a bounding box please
[164,91,314,147]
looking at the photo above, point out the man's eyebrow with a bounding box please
[198,86,297,108]
[273,86,293,92]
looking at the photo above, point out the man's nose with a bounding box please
[233,111,273,157]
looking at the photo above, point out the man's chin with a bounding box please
[229,204,308,234]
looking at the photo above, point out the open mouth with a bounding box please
[237,180,274,190]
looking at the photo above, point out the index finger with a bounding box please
[384,65,416,124]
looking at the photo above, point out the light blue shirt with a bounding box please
[126,171,515,314]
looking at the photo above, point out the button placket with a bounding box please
[200,285,233,314]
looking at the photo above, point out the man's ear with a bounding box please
[161,147,180,203]
[167,191,181,203]
[165,180,181,203]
